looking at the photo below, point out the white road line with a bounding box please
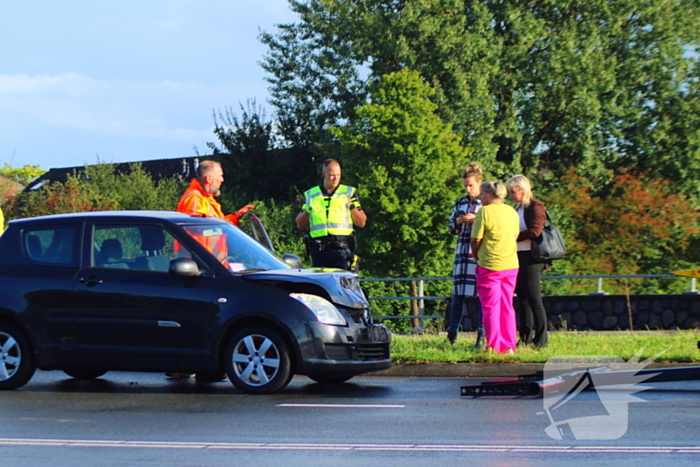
[19,417,90,423]
[0,438,698,454]
[276,403,405,408]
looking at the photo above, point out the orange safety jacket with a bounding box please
[176,178,244,226]
[176,178,240,263]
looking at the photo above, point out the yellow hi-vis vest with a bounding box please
[305,184,355,238]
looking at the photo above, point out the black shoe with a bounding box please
[473,333,485,349]
[447,332,457,345]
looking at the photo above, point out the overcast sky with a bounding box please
[0,0,298,170]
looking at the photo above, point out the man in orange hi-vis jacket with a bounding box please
[177,160,254,225]
[171,160,254,380]
[176,160,254,263]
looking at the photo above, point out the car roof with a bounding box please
[8,210,224,226]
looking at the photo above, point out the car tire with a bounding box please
[0,323,36,390]
[308,374,354,385]
[63,368,108,380]
[224,326,292,394]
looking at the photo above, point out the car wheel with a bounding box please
[308,374,354,385]
[63,368,108,380]
[224,326,292,394]
[0,323,36,390]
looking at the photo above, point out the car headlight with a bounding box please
[290,293,347,326]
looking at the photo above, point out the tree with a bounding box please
[206,101,316,206]
[0,163,46,202]
[620,58,700,202]
[333,69,466,279]
[5,163,186,221]
[259,6,367,149]
[262,0,700,184]
[5,177,114,220]
[0,163,45,185]
[81,163,185,211]
[539,168,700,295]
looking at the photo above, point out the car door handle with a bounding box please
[78,276,104,286]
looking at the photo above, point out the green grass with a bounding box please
[391,330,700,364]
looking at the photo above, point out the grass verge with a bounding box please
[391,330,700,364]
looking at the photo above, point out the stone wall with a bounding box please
[459,294,700,331]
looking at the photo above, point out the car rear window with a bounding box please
[24,227,78,266]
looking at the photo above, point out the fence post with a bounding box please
[409,280,420,329]
[590,277,607,295]
[418,279,425,329]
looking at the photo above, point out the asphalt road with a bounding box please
[1,370,699,466]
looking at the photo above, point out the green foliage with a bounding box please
[208,102,319,206]
[259,5,367,148]
[333,69,466,279]
[5,163,187,221]
[537,167,700,295]
[205,102,324,264]
[363,278,452,333]
[255,1,700,301]
[81,163,185,211]
[263,0,700,184]
[237,198,307,260]
[361,280,416,333]
[0,163,46,203]
[0,163,45,185]
[5,177,114,219]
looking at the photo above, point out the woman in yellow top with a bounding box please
[470,181,520,354]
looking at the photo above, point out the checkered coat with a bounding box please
[449,195,481,297]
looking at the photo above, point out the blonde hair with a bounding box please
[480,180,507,200]
[461,162,483,183]
[507,174,533,207]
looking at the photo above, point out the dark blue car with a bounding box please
[0,211,390,394]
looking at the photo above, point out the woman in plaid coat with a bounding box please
[446,162,484,347]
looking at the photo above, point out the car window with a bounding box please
[93,224,193,272]
[180,221,289,273]
[24,227,78,266]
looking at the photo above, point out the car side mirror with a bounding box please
[282,254,302,269]
[169,258,201,276]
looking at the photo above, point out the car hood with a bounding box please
[243,269,368,309]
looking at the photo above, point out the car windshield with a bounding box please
[178,221,290,273]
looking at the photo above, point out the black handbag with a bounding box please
[532,211,566,261]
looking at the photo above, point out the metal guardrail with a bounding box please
[362,274,698,323]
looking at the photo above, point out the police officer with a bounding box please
[296,159,367,270]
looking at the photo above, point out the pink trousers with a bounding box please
[476,265,518,354]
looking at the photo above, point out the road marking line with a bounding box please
[19,417,90,423]
[0,438,698,454]
[276,403,405,408]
